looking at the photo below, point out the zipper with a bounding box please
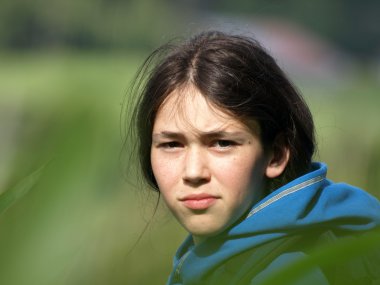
[246,175,325,219]
[173,250,191,283]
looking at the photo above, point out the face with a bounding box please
[151,87,271,244]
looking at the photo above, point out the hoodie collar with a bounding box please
[168,162,380,285]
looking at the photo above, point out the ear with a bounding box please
[265,146,290,178]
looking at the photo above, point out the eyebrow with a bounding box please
[152,131,185,140]
[152,130,247,140]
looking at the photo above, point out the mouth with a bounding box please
[179,193,219,210]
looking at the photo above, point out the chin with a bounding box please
[188,226,224,241]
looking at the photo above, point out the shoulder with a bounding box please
[319,181,380,229]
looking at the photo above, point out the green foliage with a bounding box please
[0,52,185,285]
[1,0,379,57]
[260,229,380,285]
[0,0,184,50]
[0,163,46,215]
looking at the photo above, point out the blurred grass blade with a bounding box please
[260,229,380,285]
[0,163,47,215]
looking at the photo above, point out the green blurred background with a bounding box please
[1,0,379,284]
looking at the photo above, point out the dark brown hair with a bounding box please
[126,30,315,194]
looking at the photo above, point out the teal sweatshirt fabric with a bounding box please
[166,162,380,285]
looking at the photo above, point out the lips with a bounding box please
[180,193,218,210]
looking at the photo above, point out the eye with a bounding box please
[159,141,182,149]
[212,140,236,148]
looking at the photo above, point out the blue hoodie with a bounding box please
[166,162,380,285]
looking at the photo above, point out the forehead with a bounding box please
[153,87,258,134]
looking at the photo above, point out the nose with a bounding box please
[182,146,211,186]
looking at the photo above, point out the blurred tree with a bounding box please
[186,0,380,59]
[0,0,183,51]
[1,0,379,58]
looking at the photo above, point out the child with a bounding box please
[127,31,380,284]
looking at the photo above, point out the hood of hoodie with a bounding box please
[168,162,380,285]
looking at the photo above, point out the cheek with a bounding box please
[214,155,266,196]
[151,152,180,190]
